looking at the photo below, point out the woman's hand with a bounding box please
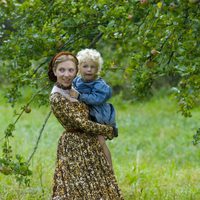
[69,88,80,99]
[64,93,78,102]
[69,97,79,102]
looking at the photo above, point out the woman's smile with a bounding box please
[54,60,77,87]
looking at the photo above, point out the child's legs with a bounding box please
[98,135,113,169]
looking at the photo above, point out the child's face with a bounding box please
[79,60,98,81]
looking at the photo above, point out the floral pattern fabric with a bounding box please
[50,93,124,200]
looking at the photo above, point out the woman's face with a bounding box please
[53,60,77,87]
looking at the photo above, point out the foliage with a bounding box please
[0,0,199,109]
[0,93,200,199]
[193,128,200,145]
[0,0,200,183]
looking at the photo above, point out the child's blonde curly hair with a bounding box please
[76,48,103,72]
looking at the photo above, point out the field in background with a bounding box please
[0,91,200,200]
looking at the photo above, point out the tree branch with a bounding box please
[88,32,104,48]
[27,111,52,163]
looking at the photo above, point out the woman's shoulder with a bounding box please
[50,92,71,105]
[50,92,64,103]
[50,92,87,110]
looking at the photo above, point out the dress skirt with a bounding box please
[50,92,124,200]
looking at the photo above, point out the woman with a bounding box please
[48,51,124,200]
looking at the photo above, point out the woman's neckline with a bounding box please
[55,82,72,90]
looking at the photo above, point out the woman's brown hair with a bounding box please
[48,51,79,82]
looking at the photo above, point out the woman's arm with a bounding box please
[50,93,114,139]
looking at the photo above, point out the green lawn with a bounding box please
[0,91,200,200]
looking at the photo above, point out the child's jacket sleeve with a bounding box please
[78,81,112,105]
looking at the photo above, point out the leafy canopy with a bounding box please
[0,0,200,183]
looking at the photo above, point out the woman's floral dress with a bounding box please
[50,92,124,200]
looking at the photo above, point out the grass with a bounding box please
[0,90,200,199]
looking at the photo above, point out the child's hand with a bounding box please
[69,88,79,99]
[69,97,79,102]
[112,127,118,137]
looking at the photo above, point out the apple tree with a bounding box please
[0,0,200,183]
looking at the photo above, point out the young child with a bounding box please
[71,48,118,168]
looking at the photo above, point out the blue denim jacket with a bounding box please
[73,76,116,127]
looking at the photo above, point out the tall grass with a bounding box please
[0,91,200,199]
